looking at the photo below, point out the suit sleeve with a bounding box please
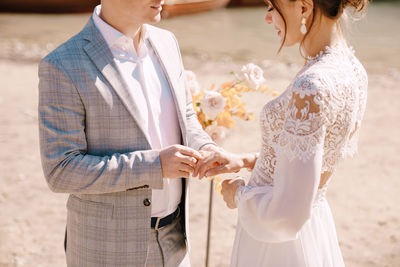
[169,32,216,151]
[38,58,163,194]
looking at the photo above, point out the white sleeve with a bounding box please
[236,146,323,242]
[236,73,331,243]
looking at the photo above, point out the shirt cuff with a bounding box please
[198,143,218,151]
[235,185,251,206]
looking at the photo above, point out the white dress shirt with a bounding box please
[93,5,182,217]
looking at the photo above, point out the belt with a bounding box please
[151,207,180,230]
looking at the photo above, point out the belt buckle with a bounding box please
[154,217,162,231]
[153,206,180,231]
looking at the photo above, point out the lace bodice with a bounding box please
[234,43,367,244]
[250,43,368,188]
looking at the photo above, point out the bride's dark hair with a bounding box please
[265,0,368,52]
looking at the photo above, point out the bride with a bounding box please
[193,0,368,265]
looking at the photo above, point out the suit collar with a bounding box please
[82,18,187,146]
[83,17,153,146]
[146,27,187,137]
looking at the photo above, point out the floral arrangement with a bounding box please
[186,63,279,144]
[186,63,279,194]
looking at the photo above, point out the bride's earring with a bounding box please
[300,17,307,35]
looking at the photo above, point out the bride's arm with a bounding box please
[233,148,322,243]
[232,74,332,243]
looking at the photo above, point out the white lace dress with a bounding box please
[231,43,368,267]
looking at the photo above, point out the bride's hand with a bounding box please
[193,149,258,179]
[221,178,245,209]
[193,149,244,179]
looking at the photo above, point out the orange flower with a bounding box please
[214,176,222,195]
[220,82,233,90]
[215,111,236,129]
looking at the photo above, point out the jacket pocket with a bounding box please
[66,195,114,263]
[67,194,113,220]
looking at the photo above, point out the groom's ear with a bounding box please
[300,0,314,19]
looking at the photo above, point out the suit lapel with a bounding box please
[82,18,152,146]
[147,29,187,138]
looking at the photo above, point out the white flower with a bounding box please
[200,90,226,119]
[241,63,266,89]
[185,70,201,96]
[205,125,227,144]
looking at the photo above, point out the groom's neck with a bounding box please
[99,4,143,52]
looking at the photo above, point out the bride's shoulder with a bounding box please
[291,66,333,98]
[303,44,367,85]
[287,66,338,118]
[292,50,361,97]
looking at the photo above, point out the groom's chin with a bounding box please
[149,14,162,24]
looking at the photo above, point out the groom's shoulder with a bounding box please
[41,21,91,65]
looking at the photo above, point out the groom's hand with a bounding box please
[159,145,202,178]
[193,149,244,179]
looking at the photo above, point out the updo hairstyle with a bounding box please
[266,0,369,52]
[319,0,368,18]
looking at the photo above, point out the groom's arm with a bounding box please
[38,57,198,194]
[38,58,163,194]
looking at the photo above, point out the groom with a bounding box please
[38,0,217,266]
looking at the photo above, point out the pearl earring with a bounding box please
[300,17,307,35]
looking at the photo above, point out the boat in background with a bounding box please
[0,0,233,15]
[161,0,231,18]
[0,0,100,13]
[229,0,264,6]
[0,0,231,14]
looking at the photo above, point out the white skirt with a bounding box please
[230,189,345,267]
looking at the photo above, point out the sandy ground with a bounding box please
[0,57,399,267]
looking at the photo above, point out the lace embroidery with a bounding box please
[277,74,328,162]
[249,42,368,186]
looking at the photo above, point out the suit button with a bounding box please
[143,198,151,206]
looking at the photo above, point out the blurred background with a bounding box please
[0,0,399,266]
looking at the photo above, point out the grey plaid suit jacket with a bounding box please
[38,17,214,266]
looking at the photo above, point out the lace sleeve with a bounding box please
[277,73,332,162]
[234,74,335,243]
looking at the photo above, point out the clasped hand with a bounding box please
[159,145,254,209]
[159,144,244,179]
